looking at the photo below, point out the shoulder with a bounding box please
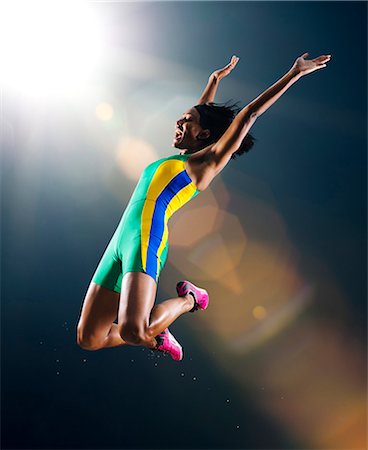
[185,145,219,192]
[187,145,228,175]
[186,145,217,166]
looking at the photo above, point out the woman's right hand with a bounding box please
[210,55,240,81]
[291,52,332,76]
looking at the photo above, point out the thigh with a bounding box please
[77,282,120,341]
[118,272,157,330]
[91,240,123,294]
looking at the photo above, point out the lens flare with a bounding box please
[116,137,158,181]
[0,1,105,99]
[96,103,114,121]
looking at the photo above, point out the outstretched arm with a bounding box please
[212,52,332,163]
[197,55,239,104]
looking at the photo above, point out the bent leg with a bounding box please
[77,282,128,350]
[118,272,195,348]
[118,272,158,348]
[148,294,195,334]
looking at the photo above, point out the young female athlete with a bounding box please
[77,52,331,360]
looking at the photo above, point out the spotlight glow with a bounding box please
[0,1,105,99]
[96,102,114,121]
[116,137,158,181]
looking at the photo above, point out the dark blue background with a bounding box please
[2,2,366,449]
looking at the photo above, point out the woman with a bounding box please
[77,52,331,360]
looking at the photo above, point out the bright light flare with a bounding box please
[116,137,158,181]
[96,102,114,121]
[0,1,105,99]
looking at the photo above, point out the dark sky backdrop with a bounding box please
[1,2,366,449]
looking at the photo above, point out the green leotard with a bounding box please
[91,153,199,292]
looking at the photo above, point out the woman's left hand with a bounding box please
[291,52,332,76]
[211,55,240,81]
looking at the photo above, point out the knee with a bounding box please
[77,325,103,351]
[119,324,152,346]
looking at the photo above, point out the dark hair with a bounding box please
[194,101,256,159]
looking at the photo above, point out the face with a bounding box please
[172,107,210,155]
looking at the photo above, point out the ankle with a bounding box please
[184,293,196,311]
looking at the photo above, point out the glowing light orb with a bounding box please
[169,205,220,247]
[252,305,267,320]
[0,1,105,99]
[116,137,158,181]
[96,102,114,121]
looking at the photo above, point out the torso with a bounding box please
[127,153,200,209]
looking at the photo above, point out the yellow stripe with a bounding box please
[156,182,197,267]
[146,159,185,200]
[141,159,186,271]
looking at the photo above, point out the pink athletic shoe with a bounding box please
[155,328,183,361]
[176,280,209,312]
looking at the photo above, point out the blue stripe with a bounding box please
[145,170,191,279]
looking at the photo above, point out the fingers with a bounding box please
[313,55,332,66]
[220,55,239,74]
[310,54,332,62]
[229,55,239,66]
[301,52,332,62]
[316,54,331,60]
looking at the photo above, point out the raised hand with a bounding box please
[211,55,240,81]
[291,52,332,76]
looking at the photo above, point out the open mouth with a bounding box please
[173,129,184,144]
